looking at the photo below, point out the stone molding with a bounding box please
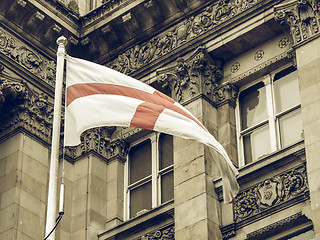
[156,47,223,104]
[234,164,309,226]
[274,0,320,47]
[246,212,312,240]
[107,0,264,75]
[231,51,292,83]
[0,26,56,87]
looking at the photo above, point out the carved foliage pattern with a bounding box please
[63,127,116,160]
[0,78,54,143]
[0,27,56,86]
[234,165,309,222]
[157,47,222,103]
[137,226,175,240]
[108,0,260,74]
[274,0,320,45]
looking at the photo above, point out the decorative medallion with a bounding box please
[254,50,264,61]
[278,37,289,48]
[230,62,240,73]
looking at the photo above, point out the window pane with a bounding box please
[243,125,271,164]
[161,171,174,203]
[130,182,152,218]
[279,109,303,147]
[159,134,173,170]
[129,140,151,184]
[240,82,268,129]
[274,70,300,113]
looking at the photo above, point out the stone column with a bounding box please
[157,47,224,239]
[275,1,320,238]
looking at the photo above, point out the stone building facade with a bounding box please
[0,0,319,239]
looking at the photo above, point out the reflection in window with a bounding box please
[239,67,303,165]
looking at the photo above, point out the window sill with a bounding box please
[214,140,305,200]
[98,200,174,240]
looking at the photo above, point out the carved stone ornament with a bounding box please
[0,76,54,144]
[274,0,320,46]
[108,0,262,74]
[156,47,222,103]
[105,138,129,163]
[213,82,238,107]
[0,26,56,87]
[138,225,174,240]
[234,164,309,223]
[63,126,116,161]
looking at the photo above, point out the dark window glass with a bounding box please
[161,171,174,203]
[130,182,152,217]
[159,134,173,170]
[129,140,151,184]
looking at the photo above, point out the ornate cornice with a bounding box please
[0,26,56,87]
[246,212,311,239]
[156,47,223,104]
[274,0,320,47]
[107,0,265,75]
[234,164,309,226]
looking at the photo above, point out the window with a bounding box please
[124,133,174,219]
[238,66,303,165]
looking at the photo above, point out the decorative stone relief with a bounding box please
[156,47,222,103]
[253,50,264,61]
[274,0,320,46]
[0,27,56,87]
[278,37,289,48]
[0,76,54,143]
[62,126,116,161]
[108,0,262,74]
[234,164,309,223]
[213,82,238,107]
[230,62,240,73]
[138,225,174,240]
[105,138,128,163]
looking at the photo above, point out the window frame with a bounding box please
[236,64,302,167]
[124,132,174,220]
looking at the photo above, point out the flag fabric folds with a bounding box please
[64,55,239,203]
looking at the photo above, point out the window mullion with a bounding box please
[263,75,277,152]
[151,134,158,208]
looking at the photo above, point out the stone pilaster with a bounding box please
[157,47,224,239]
[214,83,238,167]
[0,133,49,240]
[105,139,128,229]
[275,1,320,238]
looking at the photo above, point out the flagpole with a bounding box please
[45,36,67,240]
